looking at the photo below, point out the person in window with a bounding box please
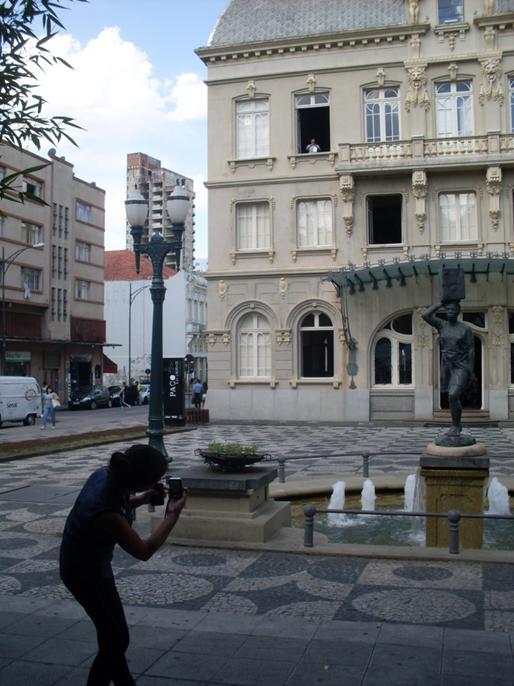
[305,138,321,153]
[422,300,474,437]
[60,444,188,686]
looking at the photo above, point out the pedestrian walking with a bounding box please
[41,386,59,429]
[201,380,208,408]
[120,382,131,408]
[192,378,202,409]
[59,444,188,686]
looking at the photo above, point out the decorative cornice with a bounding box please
[196,24,431,65]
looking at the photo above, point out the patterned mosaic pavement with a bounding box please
[0,423,513,638]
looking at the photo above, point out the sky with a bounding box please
[36,0,229,261]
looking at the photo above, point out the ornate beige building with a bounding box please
[197,0,514,422]
[0,145,106,401]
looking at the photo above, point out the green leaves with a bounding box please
[0,0,87,200]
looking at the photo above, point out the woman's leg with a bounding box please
[50,406,56,428]
[62,572,135,686]
[41,407,49,429]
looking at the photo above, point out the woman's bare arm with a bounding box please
[94,491,188,561]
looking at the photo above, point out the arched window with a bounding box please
[373,314,413,386]
[300,312,334,377]
[238,313,271,377]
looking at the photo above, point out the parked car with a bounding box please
[0,376,41,427]
[69,385,112,410]
[108,385,122,407]
[139,383,150,405]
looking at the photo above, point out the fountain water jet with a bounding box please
[327,481,347,527]
[361,479,376,511]
[487,477,511,515]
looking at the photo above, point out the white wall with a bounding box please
[105,271,187,382]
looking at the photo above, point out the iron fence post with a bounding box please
[362,453,370,478]
[304,504,317,548]
[448,510,461,554]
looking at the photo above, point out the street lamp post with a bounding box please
[125,180,189,458]
[128,282,150,383]
[1,242,45,375]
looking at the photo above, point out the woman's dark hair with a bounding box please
[109,444,167,490]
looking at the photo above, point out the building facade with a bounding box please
[0,145,106,401]
[126,152,196,272]
[104,250,207,386]
[198,0,514,422]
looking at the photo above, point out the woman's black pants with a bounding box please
[61,567,136,686]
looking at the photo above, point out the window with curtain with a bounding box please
[21,221,42,245]
[364,88,400,143]
[20,267,41,292]
[236,99,269,159]
[236,202,270,250]
[300,312,334,377]
[75,279,91,300]
[75,241,91,262]
[373,314,413,386]
[296,199,333,248]
[76,200,92,223]
[436,81,473,137]
[439,192,477,242]
[238,312,271,377]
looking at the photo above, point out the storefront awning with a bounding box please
[102,354,118,374]
[325,254,514,295]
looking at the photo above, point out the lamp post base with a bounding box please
[147,429,169,460]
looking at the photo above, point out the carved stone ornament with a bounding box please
[405,65,430,112]
[484,26,496,51]
[412,170,428,233]
[447,62,458,81]
[222,332,231,345]
[490,305,504,346]
[479,57,504,105]
[207,333,217,346]
[246,80,256,99]
[486,166,502,229]
[218,280,228,299]
[276,329,291,345]
[376,67,386,86]
[407,0,420,24]
[306,74,317,93]
[339,174,355,237]
[278,277,288,298]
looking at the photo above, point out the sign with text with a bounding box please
[162,357,185,426]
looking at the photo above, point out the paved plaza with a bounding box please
[1,423,514,684]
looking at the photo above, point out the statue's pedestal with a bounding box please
[420,444,489,549]
[151,466,290,544]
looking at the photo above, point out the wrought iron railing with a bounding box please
[302,505,514,555]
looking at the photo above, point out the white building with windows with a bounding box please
[198,0,514,422]
[103,251,207,385]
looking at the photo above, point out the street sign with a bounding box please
[163,357,185,426]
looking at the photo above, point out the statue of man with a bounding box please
[422,300,474,437]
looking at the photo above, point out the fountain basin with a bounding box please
[282,487,513,551]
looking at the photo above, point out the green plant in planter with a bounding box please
[207,442,257,456]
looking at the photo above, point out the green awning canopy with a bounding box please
[326,254,514,295]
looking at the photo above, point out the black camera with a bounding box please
[167,476,183,500]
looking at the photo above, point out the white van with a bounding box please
[0,376,41,427]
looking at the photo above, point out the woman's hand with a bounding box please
[165,488,189,518]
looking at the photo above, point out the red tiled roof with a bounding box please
[104,250,176,281]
